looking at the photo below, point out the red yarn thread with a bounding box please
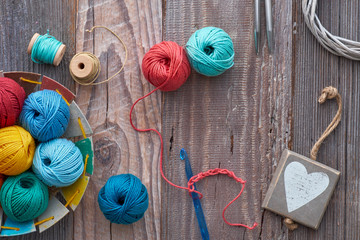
[188,168,258,229]
[0,174,6,190]
[0,77,26,128]
[130,41,257,230]
[130,41,191,193]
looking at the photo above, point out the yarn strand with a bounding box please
[65,189,80,208]
[188,168,258,229]
[1,226,19,231]
[310,86,342,160]
[34,216,54,226]
[20,77,42,85]
[70,26,128,85]
[130,44,256,229]
[78,117,87,139]
[130,45,191,192]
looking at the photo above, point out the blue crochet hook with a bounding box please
[180,148,210,240]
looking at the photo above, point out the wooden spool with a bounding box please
[69,54,95,81]
[27,33,66,66]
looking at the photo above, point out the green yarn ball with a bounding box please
[186,26,234,77]
[0,172,49,222]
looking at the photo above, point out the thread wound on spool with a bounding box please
[32,138,84,187]
[0,172,49,222]
[186,27,234,76]
[98,174,149,224]
[142,41,191,91]
[0,77,26,128]
[70,26,128,85]
[19,89,70,142]
[0,126,35,176]
[69,52,100,85]
[28,32,66,66]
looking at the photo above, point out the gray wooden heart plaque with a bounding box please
[262,149,340,229]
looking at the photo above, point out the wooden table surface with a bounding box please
[0,0,360,239]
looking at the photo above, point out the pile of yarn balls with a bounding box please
[0,77,84,223]
[141,26,234,92]
[97,26,234,225]
[96,26,234,226]
[0,24,232,228]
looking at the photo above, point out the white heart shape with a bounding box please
[284,161,329,212]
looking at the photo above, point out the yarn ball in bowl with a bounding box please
[0,172,49,222]
[186,26,234,76]
[0,77,26,128]
[142,41,191,91]
[98,174,149,224]
[0,174,6,191]
[32,138,84,187]
[19,89,70,142]
[0,126,35,175]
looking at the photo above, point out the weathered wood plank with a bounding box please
[2,0,360,239]
[292,0,360,239]
[0,0,76,239]
[0,0,76,91]
[74,0,162,240]
[162,0,293,239]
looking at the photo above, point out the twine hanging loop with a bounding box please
[285,86,342,230]
[310,86,342,160]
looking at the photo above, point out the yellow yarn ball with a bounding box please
[0,126,35,175]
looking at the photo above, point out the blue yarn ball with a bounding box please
[186,26,234,76]
[32,138,84,187]
[98,174,149,224]
[19,89,70,142]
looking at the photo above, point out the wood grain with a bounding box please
[0,0,75,239]
[74,0,162,240]
[292,0,360,239]
[0,0,163,239]
[162,0,293,239]
[1,0,360,239]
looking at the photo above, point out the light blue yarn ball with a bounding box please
[186,26,234,76]
[98,174,149,224]
[32,138,84,187]
[19,89,70,142]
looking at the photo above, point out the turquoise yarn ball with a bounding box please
[19,89,70,142]
[0,172,49,222]
[186,26,234,76]
[98,174,149,224]
[32,138,84,187]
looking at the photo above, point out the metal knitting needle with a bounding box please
[254,0,260,54]
[265,0,273,53]
[180,148,210,240]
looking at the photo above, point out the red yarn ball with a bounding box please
[142,41,191,91]
[0,174,6,191]
[0,77,26,128]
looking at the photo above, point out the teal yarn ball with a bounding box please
[19,89,70,142]
[0,172,49,222]
[186,27,234,76]
[32,138,84,187]
[98,174,149,224]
